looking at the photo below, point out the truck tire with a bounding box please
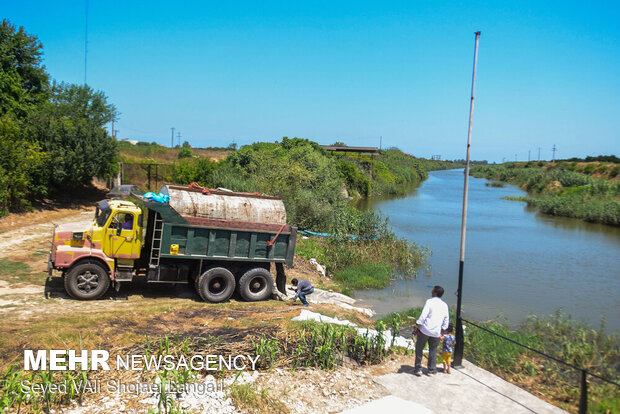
[64,262,110,300]
[197,267,235,303]
[238,267,274,302]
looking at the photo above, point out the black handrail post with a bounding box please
[453,260,465,366]
[579,369,588,414]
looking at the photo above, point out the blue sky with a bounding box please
[3,1,619,161]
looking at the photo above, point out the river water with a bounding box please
[355,169,620,333]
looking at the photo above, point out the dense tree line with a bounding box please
[0,20,118,215]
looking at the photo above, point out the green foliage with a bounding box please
[337,159,370,196]
[48,81,118,127]
[465,321,541,371]
[171,158,216,186]
[564,155,620,163]
[26,91,120,189]
[332,264,392,290]
[0,19,49,118]
[177,147,193,158]
[220,139,347,231]
[253,322,390,372]
[333,149,460,197]
[227,382,286,414]
[0,20,120,214]
[296,236,426,292]
[0,365,90,412]
[0,115,48,214]
[471,163,620,226]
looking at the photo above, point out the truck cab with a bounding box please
[49,199,143,299]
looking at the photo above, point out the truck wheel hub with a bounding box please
[76,271,99,292]
[250,278,265,292]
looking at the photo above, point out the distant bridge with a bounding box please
[320,145,380,155]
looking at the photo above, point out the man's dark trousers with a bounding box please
[414,331,440,373]
[298,287,314,306]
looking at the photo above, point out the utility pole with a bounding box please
[528,150,531,162]
[111,120,114,138]
[515,153,517,162]
[380,136,382,151]
[538,147,541,161]
[552,144,557,162]
[454,31,480,368]
[177,132,181,147]
[171,128,175,148]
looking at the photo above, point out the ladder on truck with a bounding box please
[148,213,163,278]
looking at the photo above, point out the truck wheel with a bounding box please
[197,267,235,303]
[238,267,274,302]
[65,262,110,300]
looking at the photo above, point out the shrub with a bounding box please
[177,147,193,158]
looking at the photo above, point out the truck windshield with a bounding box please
[95,206,111,227]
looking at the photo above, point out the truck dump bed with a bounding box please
[134,186,296,269]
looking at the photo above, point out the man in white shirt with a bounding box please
[413,285,449,376]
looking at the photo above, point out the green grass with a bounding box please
[0,259,44,285]
[332,264,392,290]
[227,382,287,414]
[296,236,426,293]
[485,181,506,188]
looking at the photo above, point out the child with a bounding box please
[441,323,456,374]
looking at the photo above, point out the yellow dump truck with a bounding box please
[48,185,296,302]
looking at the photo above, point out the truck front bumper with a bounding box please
[47,252,54,276]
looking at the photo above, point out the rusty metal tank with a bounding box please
[160,185,287,225]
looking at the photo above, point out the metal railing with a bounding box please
[461,318,620,414]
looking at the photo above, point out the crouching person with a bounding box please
[290,278,314,307]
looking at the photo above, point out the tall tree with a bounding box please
[27,83,119,189]
[0,19,49,118]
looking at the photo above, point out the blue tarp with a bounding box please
[298,230,377,241]
[143,192,170,203]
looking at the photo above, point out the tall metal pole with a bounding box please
[453,31,480,367]
[171,127,175,148]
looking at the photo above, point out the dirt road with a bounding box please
[0,209,93,259]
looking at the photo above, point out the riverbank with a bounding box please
[470,161,620,226]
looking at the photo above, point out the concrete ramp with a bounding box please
[373,360,567,414]
[340,396,432,413]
